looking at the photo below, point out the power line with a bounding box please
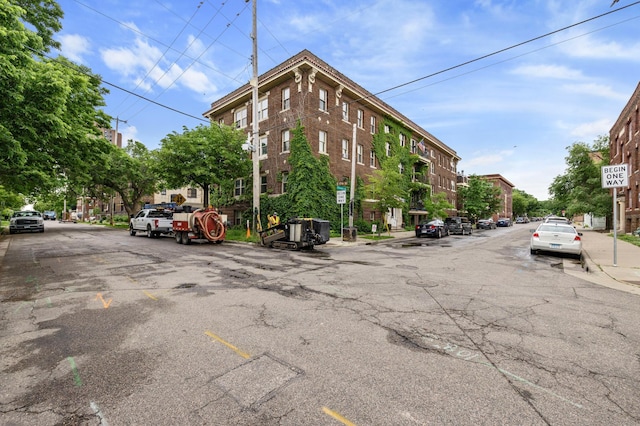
[371,1,640,99]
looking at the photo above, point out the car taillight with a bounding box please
[154,219,159,228]
[430,225,436,229]
[415,225,420,229]
[533,232,539,238]
[574,235,581,241]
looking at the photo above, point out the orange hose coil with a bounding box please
[193,209,226,242]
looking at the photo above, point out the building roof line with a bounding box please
[203,49,459,160]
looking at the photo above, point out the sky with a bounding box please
[54,0,640,201]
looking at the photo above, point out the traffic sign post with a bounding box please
[337,186,346,235]
[601,164,628,266]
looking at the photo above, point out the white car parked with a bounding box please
[530,222,582,258]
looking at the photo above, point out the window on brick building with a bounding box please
[357,144,363,164]
[281,87,290,111]
[370,150,376,167]
[342,101,349,121]
[281,172,288,193]
[259,135,268,157]
[357,109,364,128]
[234,108,247,128]
[187,188,197,198]
[319,89,328,111]
[319,130,327,154]
[341,139,349,159]
[260,175,267,194]
[370,116,376,134]
[235,179,245,196]
[281,129,290,152]
[257,97,268,121]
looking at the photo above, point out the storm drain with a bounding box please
[214,354,303,408]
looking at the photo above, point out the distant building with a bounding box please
[154,187,204,208]
[609,81,640,233]
[480,174,514,220]
[203,50,460,228]
[455,172,514,220]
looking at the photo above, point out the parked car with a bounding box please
[43,210,57,220]
[496,218,512,227]
[9,210,45,234]
[544,216,571,225]
[633,227,640,237]
[515,217,530,224]
[415,219,449,238]
[530,222,582,258]
[477,219,496,229]
[444,216,472,235]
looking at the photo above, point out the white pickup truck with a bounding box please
[129,209,173,238]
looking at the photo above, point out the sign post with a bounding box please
[337,185,346,237]
[601,164,628,266]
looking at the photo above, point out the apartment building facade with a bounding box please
[610,81,640,234]
[203,50,460,227]
[480,174,514,221]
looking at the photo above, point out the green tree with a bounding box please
[284,122,339,221]
[89,141,159,216]
[512,188,540,218]
[155,124,250,208]
[548,136,610,218]
[458,175,501,220]
[423,191,454,219]
[368,118,420,228]
[1,1,110,195]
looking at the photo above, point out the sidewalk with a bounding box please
[569,228,640,296]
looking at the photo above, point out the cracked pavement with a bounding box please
[1,221,639,425]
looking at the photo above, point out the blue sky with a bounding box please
[55,0,640,200]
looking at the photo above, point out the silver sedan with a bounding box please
[530,223,582,258]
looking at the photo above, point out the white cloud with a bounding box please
[562,83,628,100]
[511,64,584,80]
[58,34,91,63]
[568,119,612,140]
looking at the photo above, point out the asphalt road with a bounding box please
[1,221,639,425]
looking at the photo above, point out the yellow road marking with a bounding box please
[322,407,356,426]
[204,331,251,359]
[143,291,158,300]
[95,293,112,309]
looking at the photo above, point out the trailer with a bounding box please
[173,208,226,244]
[259,217,330,250]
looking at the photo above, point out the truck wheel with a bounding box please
[129,226,136,236]
[175,232,183,244]
[181,232,191,245]
[147,225,153,238]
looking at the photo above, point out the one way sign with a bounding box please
[601,164,628,188]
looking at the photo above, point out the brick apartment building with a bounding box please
[481,174,514,221]
[610,81,640,234]
[456,172,514,221]
[203,50,460,228]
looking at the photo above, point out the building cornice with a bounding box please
[203,49,459,160]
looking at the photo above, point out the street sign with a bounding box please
[171,193,187,205]
[601,164,628,188]
[336,186,346,205]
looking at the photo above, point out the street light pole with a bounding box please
[251,0,260,232]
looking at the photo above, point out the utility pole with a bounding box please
[251,0,260,232]
[111,117,127,226]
